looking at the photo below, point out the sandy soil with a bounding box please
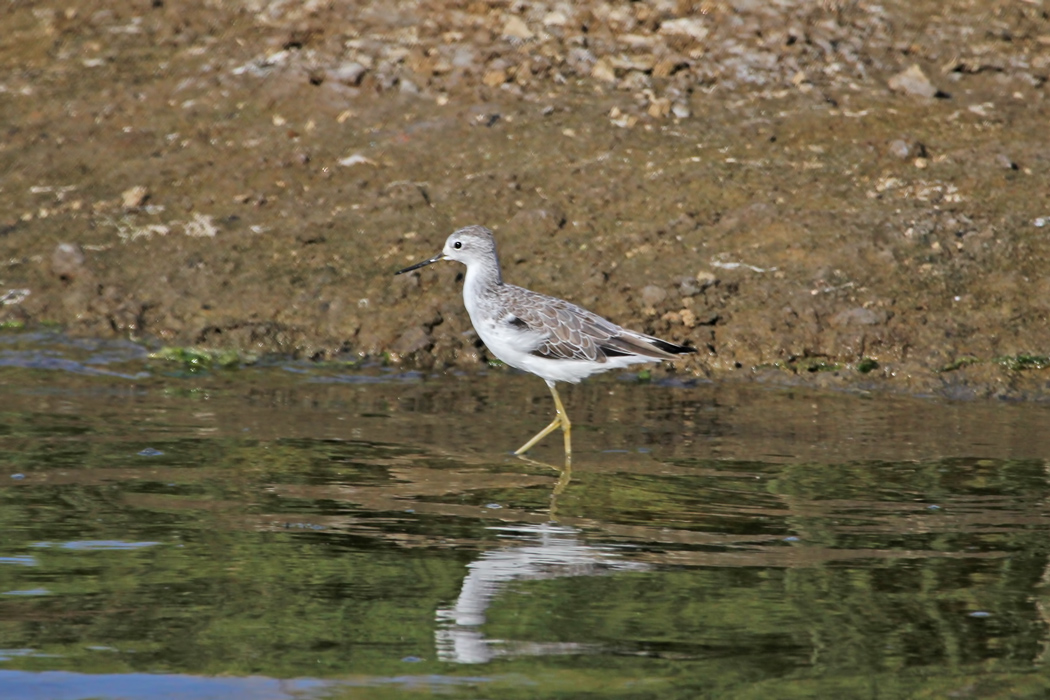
[2,0,1049,399]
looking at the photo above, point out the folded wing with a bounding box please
[507,286,694,362]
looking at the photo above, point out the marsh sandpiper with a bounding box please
[396,225,694,459]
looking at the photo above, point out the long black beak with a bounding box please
[395,252,445,275]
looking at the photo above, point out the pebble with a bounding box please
[829,307,887,327]
[206,2,1014,129]
[678,276,701,297]
[995,154,1017,170]
[329,61,367,86]
[451,46,477,70]
[338,154,377,167]
[619,70,651,91]
[887,64,938,98]
[0,289,30,305]
[483,67,508,87]
[543,10,568,27]
[695,271,718,289]
[641,284,668,307]
[51,243,86,280]
[591,58,617,83]
[888,139,911,159]
[659,17,710,42]
[502,16,534,42]
[647,98,671,118]
[391,325,431,355]
[121,185,149,209]
[566,47,596,77]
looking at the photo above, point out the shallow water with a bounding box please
[1,333,1049,699]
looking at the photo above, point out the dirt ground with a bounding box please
[2,0,1049,399]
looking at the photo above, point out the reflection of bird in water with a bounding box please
[396,225,694,460]
[516,453,572,521]
[434,522,649,664]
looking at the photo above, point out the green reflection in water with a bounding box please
[0,353,1048,699]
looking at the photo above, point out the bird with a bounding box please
[395,225,694,459]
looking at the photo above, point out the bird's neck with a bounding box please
[462,259,503,318]
[465,257,503,289]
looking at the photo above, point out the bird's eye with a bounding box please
[453,241,462,249]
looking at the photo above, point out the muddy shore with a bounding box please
[2,0,1049,399]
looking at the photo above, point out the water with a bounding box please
[1,332,1049,699]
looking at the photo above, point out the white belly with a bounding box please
[467,304,657,385]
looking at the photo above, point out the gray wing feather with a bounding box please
[503,285,679,362]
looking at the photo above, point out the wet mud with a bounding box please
[2,0,1049,399]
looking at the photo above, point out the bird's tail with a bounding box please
[648,336,696,356]
[603,331,696,360]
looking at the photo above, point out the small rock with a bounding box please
[52,243,86,280]
[618,70,651,91]
[695,271,718,289]
[591,58,616,83]
[482,68,508,87]
[647,98,671,118]
[888,139,911,159]
[391,325,431,355]
[182,212,218,238]
[641,284,668,307]
[995,154,1018,170]
[652,59,679,79]
[678,276,700,297]
[373,66,398,91]
[543,10,568,27]
[566,47,596,76]
[609,107,638,128]
[121,185,149,209]
[0,288,30,305]
[451,46,478,70]
[658,17,709,42]
[661,310,681,324]
[399,78,419,94]
[671,102,691,119]
[338,154,377,167]
[502,16,534,41]
[829,307,887,327]
[330,61,366,86]
[888,64,938,98]
[609,54,655,72]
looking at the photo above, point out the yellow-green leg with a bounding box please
[514,382,572,460]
